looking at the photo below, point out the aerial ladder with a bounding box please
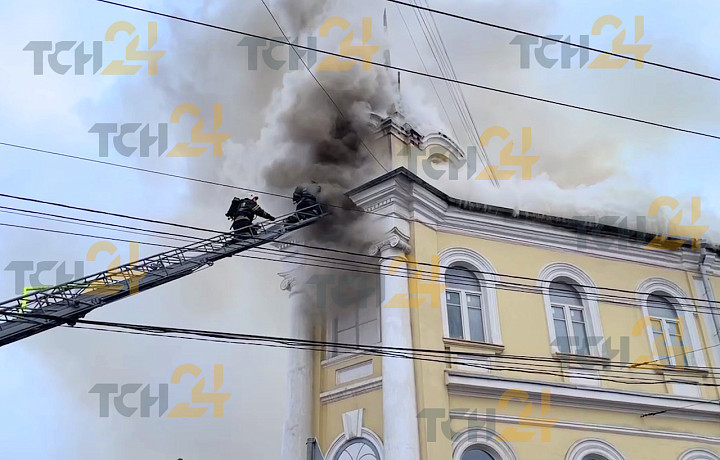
[0,206,326,347]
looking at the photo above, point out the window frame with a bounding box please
[636,278,708,369]
[539,264,605,358]
[445,267,486,342]
[325,280,382,359]
[646,295,687,367]
[452,426,518,460]
[439,248,503,345]
[551,296,591,356]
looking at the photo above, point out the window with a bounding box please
[440,248,503,346]
[452,427,518,460]
[334,438,380,460]
[637,278,707,369]
[647,293,687,367]
[445,264,485,342]
[566,439,626,460]
[461,446,497,460]
[539,263,605,358]
[327,272,381,357]
[679,448,720,460]
[550,278,590,355]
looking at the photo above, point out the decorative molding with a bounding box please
[449,411,720,446]
[325,427,385,460]
[278,272,295,291]
[345,169,720,274]
[320,376,383,404]
[635,278,708,368]
[336,360,374,385]
[343,409,365,439]
[445,371,720,422]
[439,247,503,345]
[565,438,628,460]
[679,448,720,460]
[452,426,519,460]
[537,262,606,359]
[369,227,412,256]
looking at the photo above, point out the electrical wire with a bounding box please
[3,140,716,275]
[5,311,718,387]
[90,0,720,141]
[2,197,720,317]
[257,0,388,173]
[4,208,720,373]
[3,215,720,379]
[386,0,720,83]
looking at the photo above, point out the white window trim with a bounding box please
[325,301,382,359]
[439,248,503,345]
[565,438,627,460]
[679,448,720,460]
[538,263,605,357]
[552,302,591,355]
[446,285,484,342]
[452,427,518,460]
[636,278,707,368]
[325,428,384,460]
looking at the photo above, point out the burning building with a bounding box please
[274,114,720,460]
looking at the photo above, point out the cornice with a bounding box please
[446,371,720,422]
[346,168,720,274]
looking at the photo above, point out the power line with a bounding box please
[2,194,719,312]
[91,0,720,141]
[4,214,720,377]
[0,207,718,336]
[3,140,715,274]
[387,0,720,83]
[395,4,461,149]
[405,0,497,186]
[7,309,720,385]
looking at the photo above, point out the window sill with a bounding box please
[321,350,376,368]
[553,352,610,367]
[637,364,710,378]
[443,338,504,354]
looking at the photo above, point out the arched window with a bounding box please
[637,278,707,369]
[461,446,497,460]
[550,277,590,355]
[565,438,626,460]
[445,264,485,342]
[679,448,720,460]
[333,438,381,460]
[646,292,687,367]
[452,427,518,460]
[539,264,605,358]
[440,248,503,345]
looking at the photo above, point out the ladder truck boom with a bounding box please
[0,209,326,347]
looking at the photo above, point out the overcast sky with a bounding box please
[1,0,719,458]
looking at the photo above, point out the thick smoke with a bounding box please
[260,66,394,249]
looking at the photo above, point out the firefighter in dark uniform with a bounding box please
[226,193,275,237]
[292,182,322,221]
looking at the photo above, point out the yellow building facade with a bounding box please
[280,116,720,460]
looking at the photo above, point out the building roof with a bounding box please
[348,167,717,254]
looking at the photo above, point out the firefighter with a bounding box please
[225,193,275,238]
[292,182,322,221]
